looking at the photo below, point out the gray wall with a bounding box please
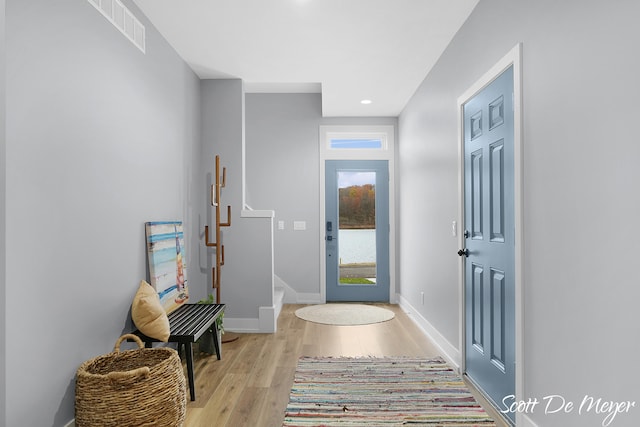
[194,79,247,309]
[1,0,6,425]
[399,0,640,426]
[4,0,200,425]
[245,94,322,296]
[245,93,397,299]
[199,79,275,322]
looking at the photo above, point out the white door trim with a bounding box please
[456,43,524,425]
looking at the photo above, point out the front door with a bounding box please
[325,160,389,302]
[462,66,515,422]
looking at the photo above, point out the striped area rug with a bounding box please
[283,357,496,426]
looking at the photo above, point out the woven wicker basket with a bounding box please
[75,334,186,427]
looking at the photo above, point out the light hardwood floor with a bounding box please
[183,304,508,427]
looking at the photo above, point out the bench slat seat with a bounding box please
[166,303,225,340]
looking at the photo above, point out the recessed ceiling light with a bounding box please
[361,99,372,105]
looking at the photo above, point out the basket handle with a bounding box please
[114,334,145,352]
[106,366,151,383]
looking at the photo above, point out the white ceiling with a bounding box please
[132,0,479,117]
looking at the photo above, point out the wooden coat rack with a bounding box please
[204,155,231,305]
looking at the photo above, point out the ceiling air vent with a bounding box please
[88,0,145,53]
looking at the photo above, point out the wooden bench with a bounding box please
[131,303,225,401]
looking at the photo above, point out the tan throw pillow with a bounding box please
[131,280,170,342]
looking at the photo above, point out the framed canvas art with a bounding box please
[145,221,189,313]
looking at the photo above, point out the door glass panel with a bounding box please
[338,171,376,286]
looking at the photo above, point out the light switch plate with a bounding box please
[278,221,285,230]
[293,221,306,231]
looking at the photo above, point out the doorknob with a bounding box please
[457,248,469,257]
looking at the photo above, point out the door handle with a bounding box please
[457,248,469,257]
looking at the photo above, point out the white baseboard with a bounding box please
[397,294,461,370]
[294,293,322,304]
[275,274,322,304]
[224,304,281,334]
[275,286,284,321]
[276,275,296,303]
[519,414,539,427]
[223,317,260,333]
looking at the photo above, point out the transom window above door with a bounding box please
[320,125,394,160]
[329,138,384,150]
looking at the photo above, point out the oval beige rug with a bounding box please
[295,304,395,326]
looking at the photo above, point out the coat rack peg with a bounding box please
[221,245,225,266]
[220,205,231,227]
[221,167,226,188]
[204,225,218,248]
[210,184,217,207]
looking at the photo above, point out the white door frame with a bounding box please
[457,43,524,424]
[319,125,396,304]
